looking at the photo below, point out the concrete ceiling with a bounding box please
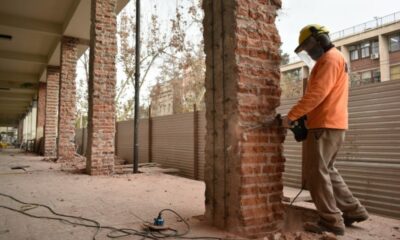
[0,0,129,126]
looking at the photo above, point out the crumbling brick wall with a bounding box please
[203,0,285,238]
[58,36,79,161]
[86,0,117,175]
[44,66,60,158]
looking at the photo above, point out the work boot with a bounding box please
[303,221,345,236]
[343,212,369,227]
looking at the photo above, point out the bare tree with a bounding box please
[116,4,173,120]
[153,1,205,114]
[75,50,89,127]
[117,0,205,119]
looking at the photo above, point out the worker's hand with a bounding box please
[281,115,292,128]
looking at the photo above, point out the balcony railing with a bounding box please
[283,11,400,65]
[330,11,400,41]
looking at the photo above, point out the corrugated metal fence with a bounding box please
[115,119,149,164]
[75,128,87,155]
[74,80,400,218]
[278,80,400,219]
[111,111,206,179]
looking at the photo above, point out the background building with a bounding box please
[150,81,174,117]
[281,11,400,96]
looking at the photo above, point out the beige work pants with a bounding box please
[304,129,366,229]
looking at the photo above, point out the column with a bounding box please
[31,101,37,141]
[44,66,60,158]
[57,36,79,161]
[36,83,46,149]
[203,0,285,238]
[379,34,390,81]
[341,45,351,71]
[86,0,117,175]
[18,120,23,145]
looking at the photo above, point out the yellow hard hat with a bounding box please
[295,24,330,52]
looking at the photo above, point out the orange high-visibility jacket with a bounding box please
[287,48,349,130]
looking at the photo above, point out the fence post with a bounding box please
[81,127,85,155]
[114,121,117,159]
[193,104,199,180]
[148,105,152,163]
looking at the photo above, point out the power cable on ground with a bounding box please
[0,192,222,240]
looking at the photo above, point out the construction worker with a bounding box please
[281,24,369,235]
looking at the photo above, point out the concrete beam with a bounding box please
[62,0,82,34]
[0,88,35,94]
[280,61,305,72]
[0,102,30,108]
[0,95,32,102]
[0,72,38,83]
[334,21,400,47]
[0,92,34,100]
[0,12,62,36]
[0,50,47,65]
[0,108,28,113]
[0,81,37,89]
[0,112,24,116]
[0,120,19,126]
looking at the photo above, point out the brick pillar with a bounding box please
[36,83,46,148]
[18,119,23,144]
[86,0,117,175]
[44,66,60,157]
[203,0,285,238]
[57,36,79,161]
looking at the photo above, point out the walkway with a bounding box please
[0,149,399,240]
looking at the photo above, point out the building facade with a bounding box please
[150,81,174,117]
[281,11,400,95]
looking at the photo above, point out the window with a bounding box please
[349,72,361,87]
[361,71,372,83]
[371,41,379,55]
[389,34,400,52]
[350,50,359,60]
[349,45,359,60]
[361,42,370,58]
[391,65,400,80]
[349,40,379,60]
[350,70,379,87]
[372,69,381,83]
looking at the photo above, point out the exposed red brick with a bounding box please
[86,0,117,175]
[389,51,400,64]
[35,82,46,146]
[58,36,79,161]
[44,66,60,157]
[203,0,284,238]
[351,58,380,72]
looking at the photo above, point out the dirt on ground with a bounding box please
[0,148,399,240]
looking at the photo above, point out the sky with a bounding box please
[276,0,400,57]
[76,0,399,109]
[115,0,202,106]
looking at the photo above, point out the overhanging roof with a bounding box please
[0,0,129,126]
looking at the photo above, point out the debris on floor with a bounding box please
[1,148,399,240]
[10,165,30,171]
